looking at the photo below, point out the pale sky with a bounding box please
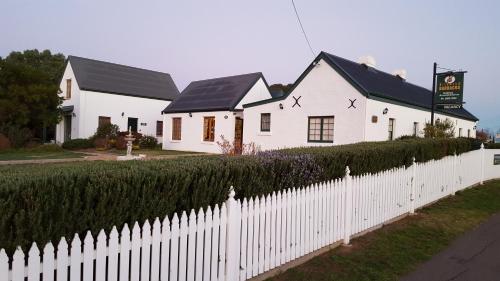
[1,0,499,132]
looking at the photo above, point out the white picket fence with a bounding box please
[2,146,500,281]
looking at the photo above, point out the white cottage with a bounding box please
[55,56,179,143]
[242,52,478,150]
[161,73,272,153]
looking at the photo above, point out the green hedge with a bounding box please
[62,138,94,150]
[486,143,500,149]
[0,138,475,254]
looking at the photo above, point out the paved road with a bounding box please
[401,212,500,281]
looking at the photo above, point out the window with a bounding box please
[413,122,419,136]
[459,128,462,137]
[308,116,334,143]
[467,129,471,138]
[98,116,111,127]
[66,79,72,99]
[156,121,163,137]
[172,118,181,140]
[388,118,395,140]
[260,113,271,132]
[203,117,215,142]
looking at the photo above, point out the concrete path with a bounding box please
[401,212,500,281]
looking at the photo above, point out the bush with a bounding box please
[140,135,158,149]
[486,143,500,149]
[62,138,94,150]
[423,119,455,138]
[0,124,33,148]
[93,123,119,140]
[0,137,477,254]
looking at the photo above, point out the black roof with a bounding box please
[68,56,179,101]
[244,52,478,121]
[322,52,478,121]
[163,72,267,113]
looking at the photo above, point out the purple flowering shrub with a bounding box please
[256,150,323,190]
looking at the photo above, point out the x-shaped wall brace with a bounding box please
[292,96,302,108]
[348,98,357,109]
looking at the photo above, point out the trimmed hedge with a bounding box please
[0,138,475,254]
[486,143,500,149]
[62,138,94,150]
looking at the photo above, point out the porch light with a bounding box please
[189,113,192,117]
[382,108,388,115]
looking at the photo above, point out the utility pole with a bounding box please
[430,62,437,126]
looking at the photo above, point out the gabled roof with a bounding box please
[68,56,179,101]
[163,72,267,113]
[244,52,478,122]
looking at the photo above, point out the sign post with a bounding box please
[430,63,466,126]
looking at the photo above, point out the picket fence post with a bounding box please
[451,153,457,196]
[225,186,241,281]
[343,166,352,245]
[409,157,417,214]
[480,143,485,185]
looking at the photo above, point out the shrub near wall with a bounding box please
[0,138,474,254]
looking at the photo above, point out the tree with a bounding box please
[423,118,455,138]
[0,49,66,141]
[476,129,490,142]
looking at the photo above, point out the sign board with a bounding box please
[495,154,500,165]
[436,104,462,109]
[435,72,464,105]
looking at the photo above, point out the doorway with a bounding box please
[234,117,243,154]
[64,115,72,142]
[127,117,138,132]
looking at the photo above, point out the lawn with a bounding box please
[0,147,87,161]
[268,180,500,281]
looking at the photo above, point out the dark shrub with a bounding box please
[0,124,33,148]
[62,138,94,150]
[486,143,500,149]
[140,135,158,149]
[93,123,119,140]
[0,133,11,150]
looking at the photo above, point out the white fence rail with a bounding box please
[2,147,500,281]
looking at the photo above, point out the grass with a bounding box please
[0,145,87,161]
[268,180,500,281]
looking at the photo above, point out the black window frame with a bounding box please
[260,113,271,132]
[307,116,334,143]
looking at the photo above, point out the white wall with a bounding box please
[162,111,238,153]
[243,59,367,151]
[161,77,271,154]
[235,78,272,109]
[55,62,171,143]
[79,90,169,139]
[365,98,477,140]
[56,62,81,143]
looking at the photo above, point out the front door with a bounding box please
[64,115,72,142]
[128,117,138,132]
[234,117,243,154]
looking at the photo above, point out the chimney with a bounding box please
[392,69,407,80]
[358,55,376,68]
